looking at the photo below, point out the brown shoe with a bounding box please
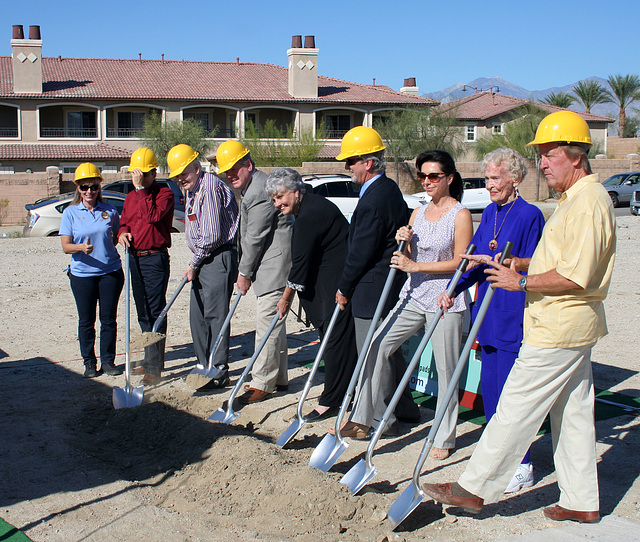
[131,366,145,375]
[141,373,161,386]
[421,482,484,514]
[543,505,600,523]
[238,387,271,404]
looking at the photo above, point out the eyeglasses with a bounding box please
[345,157,363,167]
[417,172,447,182]
[78,184,101,192]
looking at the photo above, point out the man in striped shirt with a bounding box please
[167,144,239,387]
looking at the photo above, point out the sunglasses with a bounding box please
[345,156,363,167]
[417,172,447,182]
[78,184,101,192]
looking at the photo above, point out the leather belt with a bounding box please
[130,248,168,257]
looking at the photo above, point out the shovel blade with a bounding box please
[309,432,349,472]
[112,385,144,409]
[341,458,378,495]
[207,407,239,425]
[186,364,226,390]
[276,418,306,447]
[387,484,424,530]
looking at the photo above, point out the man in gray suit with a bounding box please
[216,140,293,403]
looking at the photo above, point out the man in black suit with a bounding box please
[335,126,418,425]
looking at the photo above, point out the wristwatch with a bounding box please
[518,276,528,291]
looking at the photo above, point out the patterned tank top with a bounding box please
[400,202,468,313]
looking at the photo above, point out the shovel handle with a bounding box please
[151,276,189,333]
[410,241,513,489]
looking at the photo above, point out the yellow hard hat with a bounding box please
[336,126,386,161]
[527,110,592,147]
[128,147,158,172]
[74,162,103,183]
[216,140,250,174]
[167,144,199,178]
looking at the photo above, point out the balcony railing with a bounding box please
[106,127,144,138]
[324,129,350,139]
[40,127,97,138]
[0,127,19,137]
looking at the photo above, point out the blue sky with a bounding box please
[4,0,639,94]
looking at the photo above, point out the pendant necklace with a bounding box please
[489,198,517,250]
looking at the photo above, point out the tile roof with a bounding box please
[0,143,132,160]
[439,91,614,122]
[0,56,437,105]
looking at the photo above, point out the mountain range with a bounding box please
[425,76,630,119]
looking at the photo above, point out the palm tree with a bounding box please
[541,92,575,109]
[606,74,640,137]
[572,80,612,113]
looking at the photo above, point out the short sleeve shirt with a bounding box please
[523,174,616,348]
[60,200,122,277]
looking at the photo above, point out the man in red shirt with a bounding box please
[118,148,175,385]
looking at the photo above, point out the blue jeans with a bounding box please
[69,269,124,367]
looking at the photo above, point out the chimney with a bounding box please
[287,34,318,99]
[400,77,419,96]
[11,24,43,94]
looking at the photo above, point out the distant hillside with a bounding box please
[425,76,629,119]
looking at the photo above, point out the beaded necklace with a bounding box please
[489,197,517,250]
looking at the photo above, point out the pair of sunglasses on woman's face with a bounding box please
[78,184,100,192]
[416,172,447,182]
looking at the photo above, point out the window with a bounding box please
[324,115,351,138]
[184,112,210,131]
[116,111,145,137]
[101,165,118,174]
[466,124,477,142]
[0,165,15,174]
[492,123,503,135]
[67,111,97,137]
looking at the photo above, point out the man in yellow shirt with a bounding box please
[422,111,616,523]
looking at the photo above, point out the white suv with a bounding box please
[302,174,425,222]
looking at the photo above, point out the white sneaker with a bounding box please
[504,462,534,494]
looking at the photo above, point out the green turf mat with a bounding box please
[0,518,32,542]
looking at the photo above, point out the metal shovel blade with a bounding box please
[112,384,144,409]
[308,432,349,472]
[276,417,307,447]
[387,483,425,530]
[341,458,378,495]
[207,404,239,425]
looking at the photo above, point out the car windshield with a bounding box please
[603,174,627,186]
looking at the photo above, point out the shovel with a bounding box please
[130,276,189,349]
[186,291,242,390]
[341,244,476,494]
[277,304,341,447]
[387,241,513,530]
[208,311,281,424]
[309,237,409,472]
[113,246,144,409]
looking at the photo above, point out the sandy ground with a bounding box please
[1,216,639,542]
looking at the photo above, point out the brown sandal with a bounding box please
[328,421,369,439]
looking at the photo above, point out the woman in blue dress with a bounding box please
[440,148,544,492]
[60,163,124,378]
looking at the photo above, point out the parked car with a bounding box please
[601,172,640,208]
[23,191,185,237]
[302,174,425,222]
[413,177,492,212]
[102,179,185,212]
[630,188,640,215]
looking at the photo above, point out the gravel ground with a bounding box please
[0,215,638,542]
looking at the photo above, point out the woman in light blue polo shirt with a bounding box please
[60,163,124,378]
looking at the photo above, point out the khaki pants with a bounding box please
[249,288,288,393]
[459,343,599,511]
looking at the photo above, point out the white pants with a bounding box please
[459,343,599,510]
[352,298,463,449]
[249,288,288,392]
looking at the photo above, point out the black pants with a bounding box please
[69,269,124,368]
[130,251,170,374]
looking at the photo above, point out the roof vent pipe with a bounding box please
[12,25,24,39]
[28,25,41,40]
[304,35,315,48]
[291,35,302,48]
[404,77,416,87]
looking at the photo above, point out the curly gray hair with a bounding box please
[482,148,527,182]
[265,167,306,196]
